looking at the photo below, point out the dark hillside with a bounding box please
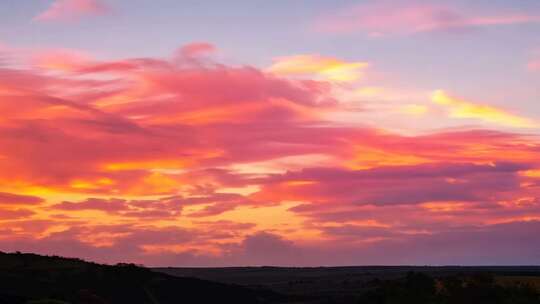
[0,252,282,304]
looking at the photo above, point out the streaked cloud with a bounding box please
[0,192,44,205]
[30,48,92,71]
[316,1,540,36]
[268,54,369,83]
[432,90,538,128]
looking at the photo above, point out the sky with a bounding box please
[0,0,540,266]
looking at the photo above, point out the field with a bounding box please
[156,266,540,302]
[496,276,540,291]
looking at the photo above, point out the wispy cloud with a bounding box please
[34,0,110,22]
[30,48,92,71]
[316,1,540,37]
[177,42,217,58]
[432,90,538,129]
[268,54,369,83]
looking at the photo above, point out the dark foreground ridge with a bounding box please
[0,251,282,304]
[1,251,539,304]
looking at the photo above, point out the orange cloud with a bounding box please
[1,43,540,266]
[432,90,539,129]
[30,48,93,72]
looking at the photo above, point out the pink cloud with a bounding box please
[0,192,44,205]
[30,48,93,71]
[50,193,258,218]
[177,42,217,59]
[316,1,540,36]
[3,221,540,266]
[528,58,540,71]
[0,208,35,219]
[34,0,111,22]
[53,198,130,213]
[252,161,529,207]
[1,43,540,266]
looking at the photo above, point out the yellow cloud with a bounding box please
[432,90,538,128]
[401,104,429,116]
[520,169,540,178]
[353,86,386,98]
[268,54,369,83]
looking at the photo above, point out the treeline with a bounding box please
[359,272,540,304]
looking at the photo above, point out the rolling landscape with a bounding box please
[1,251,539,303]
[1,0,540,303]
[0,252,282,304]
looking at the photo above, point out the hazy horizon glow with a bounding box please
[0,0,540,266]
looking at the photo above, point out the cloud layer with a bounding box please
[0,42,539,266]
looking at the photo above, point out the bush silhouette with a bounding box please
[359,272,540,304]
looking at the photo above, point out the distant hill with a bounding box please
[156,265,540,288]
[157,266,540,304]
[0,252,282,304]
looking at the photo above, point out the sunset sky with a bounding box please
[1,0,540,266]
